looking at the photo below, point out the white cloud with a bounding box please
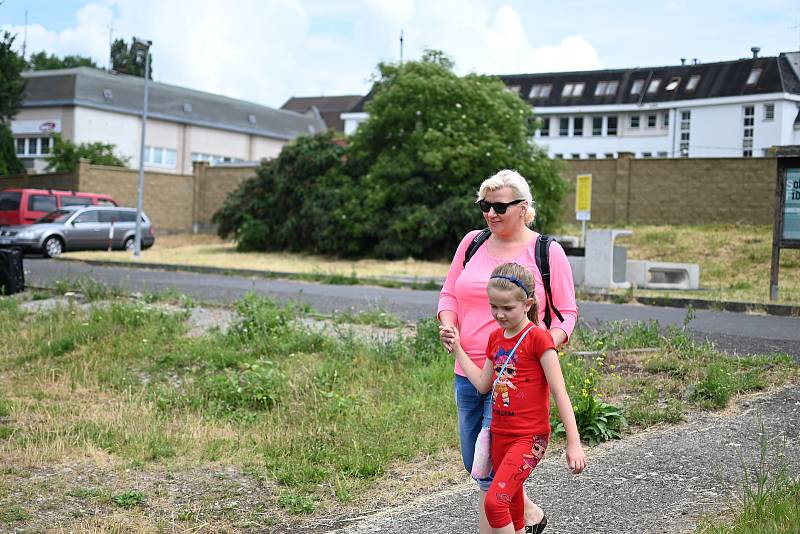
[2,1,602,107]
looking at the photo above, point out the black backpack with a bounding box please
[462,229,564,329]
[0,248,25,296]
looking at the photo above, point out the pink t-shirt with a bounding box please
[438,230,578,376]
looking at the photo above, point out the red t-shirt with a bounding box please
[485,324,555,436]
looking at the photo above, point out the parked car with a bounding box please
[0,206,155,257]
[0,188,117,226]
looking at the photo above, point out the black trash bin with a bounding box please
[0,248,25,295]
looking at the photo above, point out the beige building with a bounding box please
[12,67,326,174]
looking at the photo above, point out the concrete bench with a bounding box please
[626,260,700,290]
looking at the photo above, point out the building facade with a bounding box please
[342,50,800,159]
[12,67,327,174]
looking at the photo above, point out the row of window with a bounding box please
[539,116,617,137]
[143,145,177,168]
[553,152,669,160]
[191,153,246,165]
[15,137,52,157]
[523,68,762,100]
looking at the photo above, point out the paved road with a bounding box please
[24,258,800,358]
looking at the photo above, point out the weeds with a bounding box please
[334,305,404,328]
[112,490,146,508]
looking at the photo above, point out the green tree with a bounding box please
[27,51,98,70]
[345,49,565,258]
[111,38,152,79]
[0,31,27,176]
[45,133,129,172]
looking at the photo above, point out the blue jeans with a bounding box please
[454,374,493,491]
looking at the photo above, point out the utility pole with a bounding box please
[133,37,152,257]
[107,22,115,70]
[22,10,27,60]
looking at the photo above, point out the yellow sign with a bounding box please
[575,174,592,221]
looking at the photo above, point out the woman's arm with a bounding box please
[540,349,587,474]
[448,326,493,393]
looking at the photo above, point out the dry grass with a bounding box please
[63,234,450,279]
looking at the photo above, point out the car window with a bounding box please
[73,211,99,223]
[97,199,117,206]
[0,192,21,211]
[119,211,137,223]
[36,210,73,223]
[61,196,93,207]
[29,195,57,212]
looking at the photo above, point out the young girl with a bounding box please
[446,262,587,534]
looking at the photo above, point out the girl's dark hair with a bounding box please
[487,262,539,324]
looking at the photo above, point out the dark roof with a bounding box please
[281,95,363,132]
[22,67,326,140]
[499,53,800,107]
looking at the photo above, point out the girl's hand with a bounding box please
[566,443,587,474]
[439,325,455,353]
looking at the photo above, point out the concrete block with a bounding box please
[567,256,584,286]
[626,260,700,290]
[584,229,631,289]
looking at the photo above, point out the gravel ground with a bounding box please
[320,384,800,534]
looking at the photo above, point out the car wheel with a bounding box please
[42,236,63,258]
[124,237,135,251]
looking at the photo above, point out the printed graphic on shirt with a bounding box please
[492,347,518,408]
[512,435,549,481]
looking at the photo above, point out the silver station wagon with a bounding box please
[0,206,155,257]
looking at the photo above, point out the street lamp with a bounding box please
[133,37,152,257]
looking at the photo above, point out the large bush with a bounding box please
[215,50,565,259]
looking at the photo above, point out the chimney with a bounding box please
[751,46,760,59]
[692,58,699,65]
[680,58,686,66]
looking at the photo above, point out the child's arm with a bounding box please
[447,326,493,394]
[540,349,587,474]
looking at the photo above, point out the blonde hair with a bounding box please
[477,169,536,226]
[487,262,539,324]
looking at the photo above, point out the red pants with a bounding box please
[485,433,549,531]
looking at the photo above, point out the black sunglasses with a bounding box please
[478,198,525,214]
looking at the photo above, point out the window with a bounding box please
[41,137,51,154]
[657,151,668,157]
[641,152,652,158]
[0,192,21,211]
[647,114,657,128]
[559,118,569,136]
[631,79,645,95]
[595,81,607,96]
[73,211,99,224]
[647,78,661,93]
[680,110,691,157]
[145,145,177,168]
[606,81,618,95]
[15,138,25,155]
[29,195,57,212]
[607,116,618,136]
[764,103,775,121]
[630,115,640,128]
[191,152,244,165]
[539,117,550,137]
[529,84,551,98]
[554,153,564,159]
[604,153,615,159]
[743,106,755,157]
[746,68,762,85]
[663,112,670,128]
[592,117,603,136]
[561,82,584,97]
[61,196,93,207]
[574,117,584,136]
[665,77,681,91]
[571,153,581,159]
[686,75,701,91]
[505,85,521,94]
[587,153,597,159]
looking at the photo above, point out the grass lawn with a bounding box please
[62,224,800,305]
[1,288,797,531]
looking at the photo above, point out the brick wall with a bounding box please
[76,160,195,232]
[560,154,776,225]
[0,172,78,190]
[194,162,259,231]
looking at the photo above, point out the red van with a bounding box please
[0,188,118,226]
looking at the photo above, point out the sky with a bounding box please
[1,0,799,109]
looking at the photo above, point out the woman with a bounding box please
[438,169,577,534]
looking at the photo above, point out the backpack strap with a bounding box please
[534,235,564,329]
[462,228,492,268]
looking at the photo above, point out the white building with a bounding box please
[12,67,326,174]
[343,49,800,159]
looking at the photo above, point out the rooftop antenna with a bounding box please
[399,29,404,64]
[21,10,27,60]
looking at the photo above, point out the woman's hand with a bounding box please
[439,324,456,353]
[566,442,587,474]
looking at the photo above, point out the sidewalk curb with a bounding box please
[51,257,800,317]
